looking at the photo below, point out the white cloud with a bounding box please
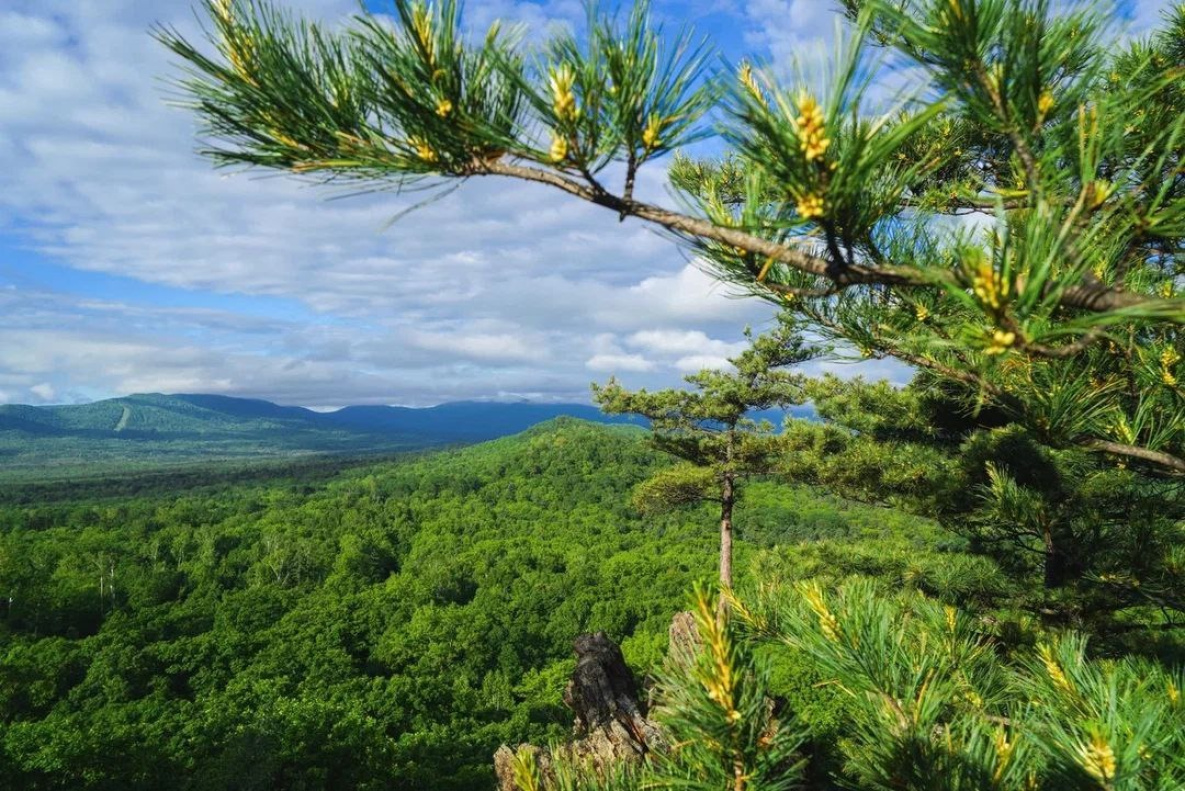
[674,355,734,372]
[586,354,656,373]
[627,329,748,359]
[407,330,542,363]
[1125,0,1177,32]
[29,383,56,402]
[808,357,913,387]
[742,0,843,80]
[0,0,927,408]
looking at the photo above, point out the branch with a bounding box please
[890,349,1006,398]
[906,353,1185,476]
[1024,328,1106,359]
[837,327,1185,477]
[477,159,842,280]
[474,160,1170,315]
[1082,439,1185,477]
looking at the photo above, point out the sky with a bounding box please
[0,0,1175,408]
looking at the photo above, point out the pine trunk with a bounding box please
[720,474,735,589]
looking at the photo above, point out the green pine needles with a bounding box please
[510,583,1185,790]
[730,580,1185,790]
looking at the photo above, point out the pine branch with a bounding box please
[474,160,1170,315]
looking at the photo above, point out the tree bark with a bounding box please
[493,632,664,791]
[720,473,735,589]
[1044,546,1070,589]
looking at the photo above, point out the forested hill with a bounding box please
[0,417,966,789]
[0,393,650,480]
[0,393,814,481]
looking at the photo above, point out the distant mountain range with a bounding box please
[0,393,815,481]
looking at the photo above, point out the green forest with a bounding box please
[5,0,1185,788]
[0,419,968,789]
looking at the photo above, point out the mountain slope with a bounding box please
[0,393,815,481]
[0,394,643,480]
[322,400,647,440]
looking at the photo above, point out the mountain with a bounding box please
[0,394,636,481]
[322,400,648,440]
[0,393,815,482]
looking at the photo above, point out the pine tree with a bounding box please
[768,371,1185,628]
[591,324,816,587]
[156,0,1184,483]
[154,3,1185,788]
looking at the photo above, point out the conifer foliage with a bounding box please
[157,0,1184,480]
[153,1,1185,789]
[511,583,1185,790]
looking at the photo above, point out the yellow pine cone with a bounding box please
[409,137,437,163]
[1163,347,1181,386]
[1037,89,1055,120]
[1078,733,1117,784]
[549,64,577,120]
[984,329,1016,356]
[971,261,1010,311]
[796,193,825,220]
[641,114,664,150]
[549,133,568,163]
[1037,644,1073,693]
[794,92,831,162]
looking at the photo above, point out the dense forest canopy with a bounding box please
[0,419,968,788]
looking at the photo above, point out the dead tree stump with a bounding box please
[493,631,664,791]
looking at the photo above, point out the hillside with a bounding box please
[0,394,651,480]
[0,418,971,790]
[0,393,814,482]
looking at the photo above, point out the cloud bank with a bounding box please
[5,0,1165,408]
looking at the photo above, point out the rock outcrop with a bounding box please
[493,631,664,791]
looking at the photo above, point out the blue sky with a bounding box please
[0,0,1175,407]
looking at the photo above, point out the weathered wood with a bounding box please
[493,631,665,791]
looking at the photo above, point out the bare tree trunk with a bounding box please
[720,473,735,589]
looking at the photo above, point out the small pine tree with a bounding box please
[591,324,817,588]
